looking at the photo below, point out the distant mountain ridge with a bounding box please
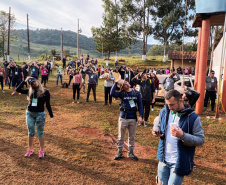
[10,29,153,58]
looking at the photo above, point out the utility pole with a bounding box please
[7,7,11,62]
[61,28,63,59]
[77,19,82,59]
[27,14,30,62]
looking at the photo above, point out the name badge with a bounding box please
[129,100,136,108]
[15,72,18,75]
[0,72,2,75]
[44,71,46,73]
[33,69,35,71]
[211,79,214,83]
[125,74,128,78]
[31,98,38,106]
[91,75,94,79]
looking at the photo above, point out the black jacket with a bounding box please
[131,77,155,101]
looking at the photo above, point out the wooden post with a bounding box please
[27,14,30,62]
[61,28,63,59]
[7,7,11,61]
[195,18,211,114]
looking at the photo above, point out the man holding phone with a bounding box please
[152,90,204,185]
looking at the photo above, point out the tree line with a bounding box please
[92,0,197,60]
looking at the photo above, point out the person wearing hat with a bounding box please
[110,79,143,161]
[101,68,115,105]
[131,69,156,127]
[204,70,218,111]
[182,87,200,108]
[16,76,54,159]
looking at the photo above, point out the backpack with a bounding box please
[61,82,68,88]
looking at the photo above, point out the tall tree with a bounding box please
[0,10,16,58]
[121,0,153,60]
[151,0,197,61]
[91,0,133,59]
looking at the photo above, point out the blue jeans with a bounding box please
[56,73,62,86]
[157,161,184,185]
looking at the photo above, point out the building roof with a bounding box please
[192,13,225,27]
[168,50,211,60]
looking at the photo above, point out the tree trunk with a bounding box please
[163,41,167,62]
[142,0,146,60]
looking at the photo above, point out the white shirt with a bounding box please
[165,111,180,163]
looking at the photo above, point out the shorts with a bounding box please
[26,111,46,137]
[12,78,21,87]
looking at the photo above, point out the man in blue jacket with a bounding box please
[110,79,143,161]
[152,89,204,185]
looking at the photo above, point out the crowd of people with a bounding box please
[0,54,219,184]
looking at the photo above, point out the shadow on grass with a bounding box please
[189,166,226,184]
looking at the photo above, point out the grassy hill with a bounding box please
[9,29,153,60]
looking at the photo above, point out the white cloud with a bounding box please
[0,0,104,36]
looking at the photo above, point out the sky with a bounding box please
[0,0,162,45]
[0,0,196,45]
[0,0,104,37]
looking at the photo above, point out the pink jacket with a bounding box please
[40,65,48,75]
[73,74,82,88]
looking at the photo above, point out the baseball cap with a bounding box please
[28,77,37,85]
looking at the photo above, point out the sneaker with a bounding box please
[114,150,123,160]
[151,108,154,111]
[39,150,44,159]
[104,102,108,105]
[19,93,21,95]
[72,101,75,103]
[11,91,15,95]
[128,151,138,161]
[138,123,142,126]
[94,100,97,103]
[2,90,5,93]
[24,149,33,157]
[77,101,80,104]
[144,122,148,127]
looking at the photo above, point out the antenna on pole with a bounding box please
[27,14,30,62]
[7,7,11,62]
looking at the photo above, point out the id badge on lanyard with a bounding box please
[129,99,136,108]
[15,68,18,75]
[91,75,94,79]
[31,93,38,107]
